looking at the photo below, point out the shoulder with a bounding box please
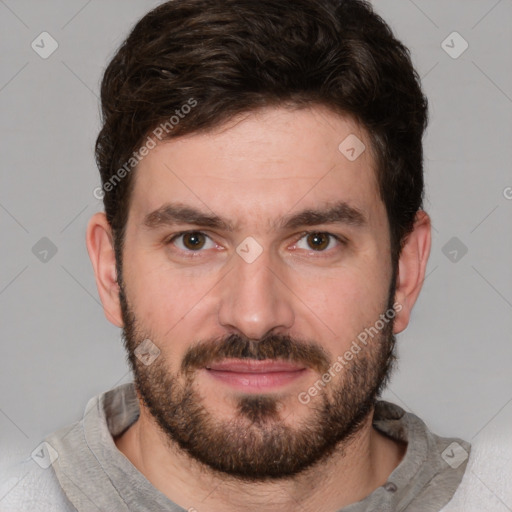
[0,456,76,512]
[440,425,512,511]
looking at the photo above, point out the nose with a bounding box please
[217,246,295,340]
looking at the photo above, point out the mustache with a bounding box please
[181,333,331,375]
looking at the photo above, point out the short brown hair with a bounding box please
[95,0,428,270]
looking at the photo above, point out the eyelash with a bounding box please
[164,230,346,258]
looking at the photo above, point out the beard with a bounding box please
[118,271,398,482]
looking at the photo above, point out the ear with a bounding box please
[393,210,431,334]
[85,212,124,327]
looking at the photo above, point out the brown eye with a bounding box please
[306,232,331,251]
[166,231,217,257]
[182,232,206,250]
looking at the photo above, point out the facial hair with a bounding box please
[118,274,398,481]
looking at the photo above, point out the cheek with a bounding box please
[293,261,389,345]
[123,252,221,344]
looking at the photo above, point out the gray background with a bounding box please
[0,0,511,487]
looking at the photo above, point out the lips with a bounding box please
[206,359,306,373]
[204,359,308,392]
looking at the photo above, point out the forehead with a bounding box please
[128,106,384,231]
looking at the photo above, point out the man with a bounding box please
[1,0,478,510]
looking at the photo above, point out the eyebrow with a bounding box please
[143,200,367,232]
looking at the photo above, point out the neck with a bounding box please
[115,403,406,512]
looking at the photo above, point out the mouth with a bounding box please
[203,359,308,392]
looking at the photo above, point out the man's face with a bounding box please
[118,106,397,480]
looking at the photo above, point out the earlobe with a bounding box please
[85,212,124,327]
[393,210,431,334]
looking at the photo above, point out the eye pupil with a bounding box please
[183,232,205,250]
[307,233,329,251]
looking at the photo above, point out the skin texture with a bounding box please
[86,106,431,511]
